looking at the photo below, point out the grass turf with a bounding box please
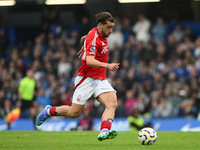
[0,131,199,150]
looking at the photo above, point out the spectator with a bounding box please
[156,41,167,61]
[123,67,137,90]
[154,97,173,118]
[152,71,166,90]
[137,92,150,115]
[152,17,167,44]
[33,33,46,55]
[121,17,132,34]
[180,36,195,52]
[0,89,12,129]
[132,14,151,46]
[177,88,194,117]
[107,27,124,51]
[172,59,190,81]
[125,90,137,116]
[79,16,91,37]
[21,47,31,69]
[121,17,132,42]
[57,53,72,78]
[172,24,185,43]
[165,34,177,60]
[141,42,157,64]
[165,72,181,93]
[184,26,196,41]
[45,79,59,105]
[67,30,80,49]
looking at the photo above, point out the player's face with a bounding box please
[101,21,114,37]
[27,70,33,78]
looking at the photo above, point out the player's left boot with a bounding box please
[36,105,52,126]
[97,129,118,141]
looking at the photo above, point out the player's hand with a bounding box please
[80,35,86,45]
[77,46,83,58]
[107,63,120,72]
[77,35,86,59]
[17,99,22,108]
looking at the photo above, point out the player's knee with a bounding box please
[113,100,118,109]
[108,99,118,110]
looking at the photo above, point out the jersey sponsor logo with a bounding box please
[101,45,109,54]
[77,94,81,102]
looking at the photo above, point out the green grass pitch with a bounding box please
[0,131,199,150]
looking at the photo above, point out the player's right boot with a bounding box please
[36,105,52,126]
[97,129,118,141]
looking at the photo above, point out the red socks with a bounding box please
[49,106,57,116]
[100,120,112,131]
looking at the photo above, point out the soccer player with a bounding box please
[36,11,120,141]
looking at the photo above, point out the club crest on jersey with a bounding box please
[101,45,109,53]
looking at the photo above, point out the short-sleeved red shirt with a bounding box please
[77,27,109,80]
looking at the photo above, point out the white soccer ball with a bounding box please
[138,127,157,145]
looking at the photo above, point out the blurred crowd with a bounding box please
[0,13,200,124]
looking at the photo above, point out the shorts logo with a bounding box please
[77,95,81,102]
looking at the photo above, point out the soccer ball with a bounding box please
[138,127,157,145]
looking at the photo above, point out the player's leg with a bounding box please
[36,105,52,126]
[36,76,91,126]
[29,101,38,129]
[98,91,118,121]
[97,91,118,141]
[53,103,85,117]
[36,103,84,126]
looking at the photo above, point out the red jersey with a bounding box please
[77,27,109,80]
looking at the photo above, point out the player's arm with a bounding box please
[80,35,86,45]
[77,35,86,58]
[86,55,120,72]
[18,80,24,99]
[17,80,24,107]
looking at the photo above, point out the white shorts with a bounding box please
[72,76,116,105]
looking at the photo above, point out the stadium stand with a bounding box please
[0,15,200,127]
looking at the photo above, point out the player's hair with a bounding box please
[95,11,115,25]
